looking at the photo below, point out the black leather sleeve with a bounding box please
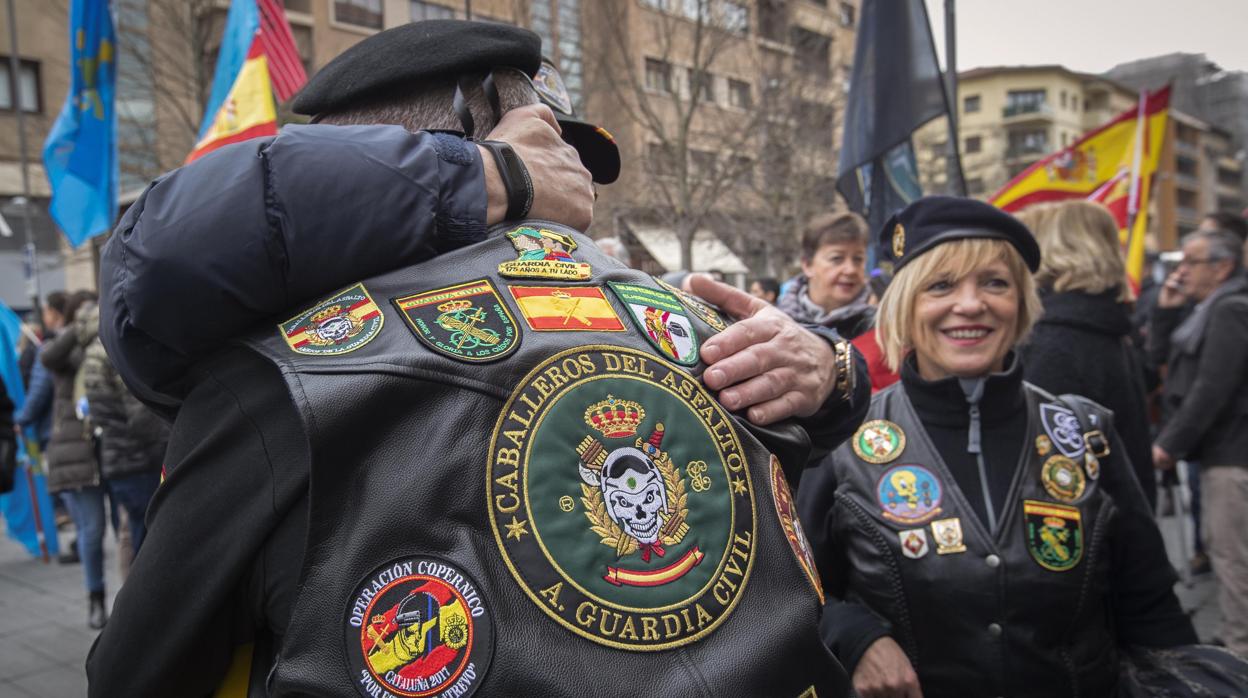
[86,348,310,697]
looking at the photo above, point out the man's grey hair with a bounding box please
[1185,229,1244,272]
[317,69,539,136]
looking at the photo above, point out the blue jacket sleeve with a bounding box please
[99,125,488,414]
[14,359,53,428]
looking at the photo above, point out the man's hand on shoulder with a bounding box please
[690,274,838,426]
[479,104,594,230]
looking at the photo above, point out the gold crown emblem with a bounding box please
[437,299,473,313]
[584,395,645,439]
[1043,516,1066,528]
[312,305,344,324]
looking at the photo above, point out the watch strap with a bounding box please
[479,140,534,221]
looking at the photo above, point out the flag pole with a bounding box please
[943,0,963,195]
[4,0,44,330]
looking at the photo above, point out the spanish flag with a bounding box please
[989,87,1171,289]
[508,286,626,332]
[186,0,306,163]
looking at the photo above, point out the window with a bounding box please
[730,155,753,186]
[963,94,980,113]
[839,1,855,26]
[790,27,831,81]
[966,177,985,195]
[691,149,717,178]
[334,0,383,29]
[728,78,751,109]
[284,0,312,12]
[0,57,40,112]
[645,57,673,93]
[1004,89,1046,116]
[647,142,675,176]
[688,68,714,102]
[965,135,982,154]
[1008,129,1048,156]
[720,0,749,33]
[1060,90,1067,109]
[410,0,454,21]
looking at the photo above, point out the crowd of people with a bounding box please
[1,17,1245,698]
[9,289,167,630]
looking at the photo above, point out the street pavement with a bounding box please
[0,503,1222,697]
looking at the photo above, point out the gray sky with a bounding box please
[923,0,1248,75]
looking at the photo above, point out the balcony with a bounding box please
[1002,102,1054,125]
[1005,143,1050,162]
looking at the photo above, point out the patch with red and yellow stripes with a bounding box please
[279,283,383,355]
[506,285,626,332]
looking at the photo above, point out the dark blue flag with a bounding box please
[837,0,963,255]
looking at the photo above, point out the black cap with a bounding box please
[879,196,1041,273]
[532,58,620,184]
[292,20,542,116]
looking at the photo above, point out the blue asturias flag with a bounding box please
[42,0,117,248]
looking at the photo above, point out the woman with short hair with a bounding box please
[779,211,874,339]
[1015,200,1157,510]
[797,196,1195,698]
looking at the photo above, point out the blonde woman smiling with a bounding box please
[797,197,1194,698]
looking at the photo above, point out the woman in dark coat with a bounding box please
[1016,200,1157,510]
[41,291,106,628]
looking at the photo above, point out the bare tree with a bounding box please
[587,0,773,271]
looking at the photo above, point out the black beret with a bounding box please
[878,196,1041,273]
[292,20,541,116]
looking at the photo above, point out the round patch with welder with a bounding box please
[488,346,756,651]
[769,455,824,604]
[1040,454,1086,503]
[876,464,943,525]
[853,420,906,464]
[345,557,493,698]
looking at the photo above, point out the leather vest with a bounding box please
[828,383,1119,698]
[241,222,846,698]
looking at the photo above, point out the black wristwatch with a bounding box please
[478,140,534,220]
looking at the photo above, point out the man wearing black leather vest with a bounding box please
[797,198,1196,698]
[88,21,869,698]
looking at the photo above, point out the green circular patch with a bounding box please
[488,346,756,650]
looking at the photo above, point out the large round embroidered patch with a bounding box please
[488,346,756,651]
[345,557,493,698]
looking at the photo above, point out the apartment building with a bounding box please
[916,64,1245,251]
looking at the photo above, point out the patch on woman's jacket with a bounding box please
[1023,500,1084,572]
[487,345,756,650]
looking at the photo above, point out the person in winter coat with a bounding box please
[797,197,1195,698]
[13,292,68,450]
[79,302,168,555]
[40,290,106,629]
[779,212,875,340]
[1015,200,1157,509]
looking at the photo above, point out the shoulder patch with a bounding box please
[499,225,592,281]
[279,283,383,355]
[770,455,824,602]
[1039,403,1085,458]
[488,345,756,650]
[507,286,626,332]
[345,556,493,698]
[393,279,519,362]
[653,277,729,332]
[608,281,699,366]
